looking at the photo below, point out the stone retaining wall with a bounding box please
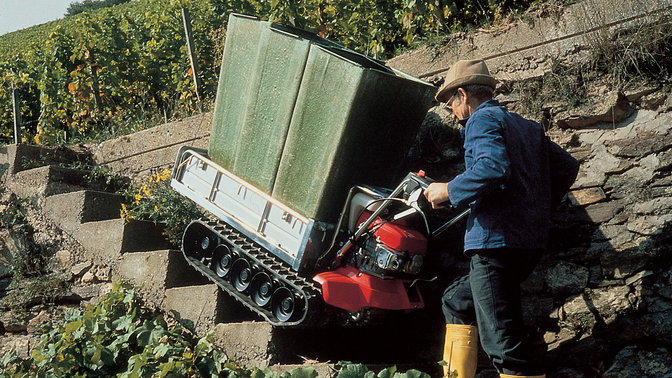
[387,0,670,82]
[86,112,211,180]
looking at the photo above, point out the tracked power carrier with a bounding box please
[171,14,465,326]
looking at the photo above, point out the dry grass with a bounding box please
[507,8,672,125]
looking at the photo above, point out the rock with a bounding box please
[626,215,672,236]
[594,224,634,249]
[27,310,52,334]
[632,197,672,215]
[556,92,633,129]
[70,282,113,300]
[0,335,38,359]
[0,311,28,333]
[521,295,554,323]
[53,249,72,268]
[663,93,672,112]
[624,270,653,286]
[71,260,92,276]
[572,145,624,188]
[624,85,659,102]
[584,200,624,224]
[544,328,577,352]
[641,92,668,110]
[605,129,672,158]
[561,285,634,331]
[81,270,96,284]
[544,262,589,295]
[657,148,672,171]
[603,345,672,377]
[95,266,110,282]
[568,187,606,206]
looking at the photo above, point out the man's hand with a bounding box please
[424,182,450,209]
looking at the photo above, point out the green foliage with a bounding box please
[0,280,229,377]
[66,0,133,16]
[0,194,27,228]
[335,361,431,378]
[1,0,541,146]
[0,282,434,377]
[121,169,203,245]
[1,0,219,145]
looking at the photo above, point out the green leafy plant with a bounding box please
[335,361,431,378]
[0,280,229,377]
[2,0,544,146]
[0,195,27,228]
[121,168,203,245]
[0,281,434,377]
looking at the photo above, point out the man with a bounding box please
[424,59,579,378]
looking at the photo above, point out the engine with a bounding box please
[352,213,427,279]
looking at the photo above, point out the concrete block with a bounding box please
[87,112,211,180]
[212,321,276,368]
[269,363,337,377]
[9,165,89,200]
[76,219,171,264]
[43,190,124,233]
[117,250,208,308]
[165,285,255,337]
[1,144,89,177]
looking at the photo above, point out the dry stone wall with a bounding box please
[398,0,672,373]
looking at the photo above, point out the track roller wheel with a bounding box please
[211,245,234,278]
[183,221,217,258]
[250,272,275,308]
[272,287,301,322]
[231,258,254,293]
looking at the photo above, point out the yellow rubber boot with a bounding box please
[443,324,478,378]
[500,374,546,377]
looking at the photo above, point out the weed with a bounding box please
[83,164,130,193]
[121,169,203,245]
[582,9,672,88]
[0,273,68,318]
[0,195,27,228]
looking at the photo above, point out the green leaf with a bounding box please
[377,365,396,378]
[337,361,370,378]
[135,329,152,347]
[153,343,170,359]
[287,366,318,378]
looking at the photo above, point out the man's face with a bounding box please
[445,89,469,122]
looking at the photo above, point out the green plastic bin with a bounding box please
[208,14,436,221]
[271,45,436,221]
[209,14,341,193]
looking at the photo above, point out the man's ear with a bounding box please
[456,87,468,103]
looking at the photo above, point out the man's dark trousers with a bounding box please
[442,248,543,376]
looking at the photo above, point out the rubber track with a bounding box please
[182,219,323,327]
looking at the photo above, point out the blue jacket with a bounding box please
[447,100,578,251]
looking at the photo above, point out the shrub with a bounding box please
[120,168,203,245]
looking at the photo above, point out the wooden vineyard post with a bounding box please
[182,8,202,105]
[11,83,22,144]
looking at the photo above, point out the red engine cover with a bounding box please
[313,266,424,312]
[358,212,427,255]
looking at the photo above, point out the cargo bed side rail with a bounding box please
[171,146,316,271]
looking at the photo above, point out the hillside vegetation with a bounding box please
[0,0,542,146]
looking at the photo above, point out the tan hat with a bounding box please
[435,59,498,102]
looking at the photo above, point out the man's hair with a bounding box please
[460,84,494,101]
